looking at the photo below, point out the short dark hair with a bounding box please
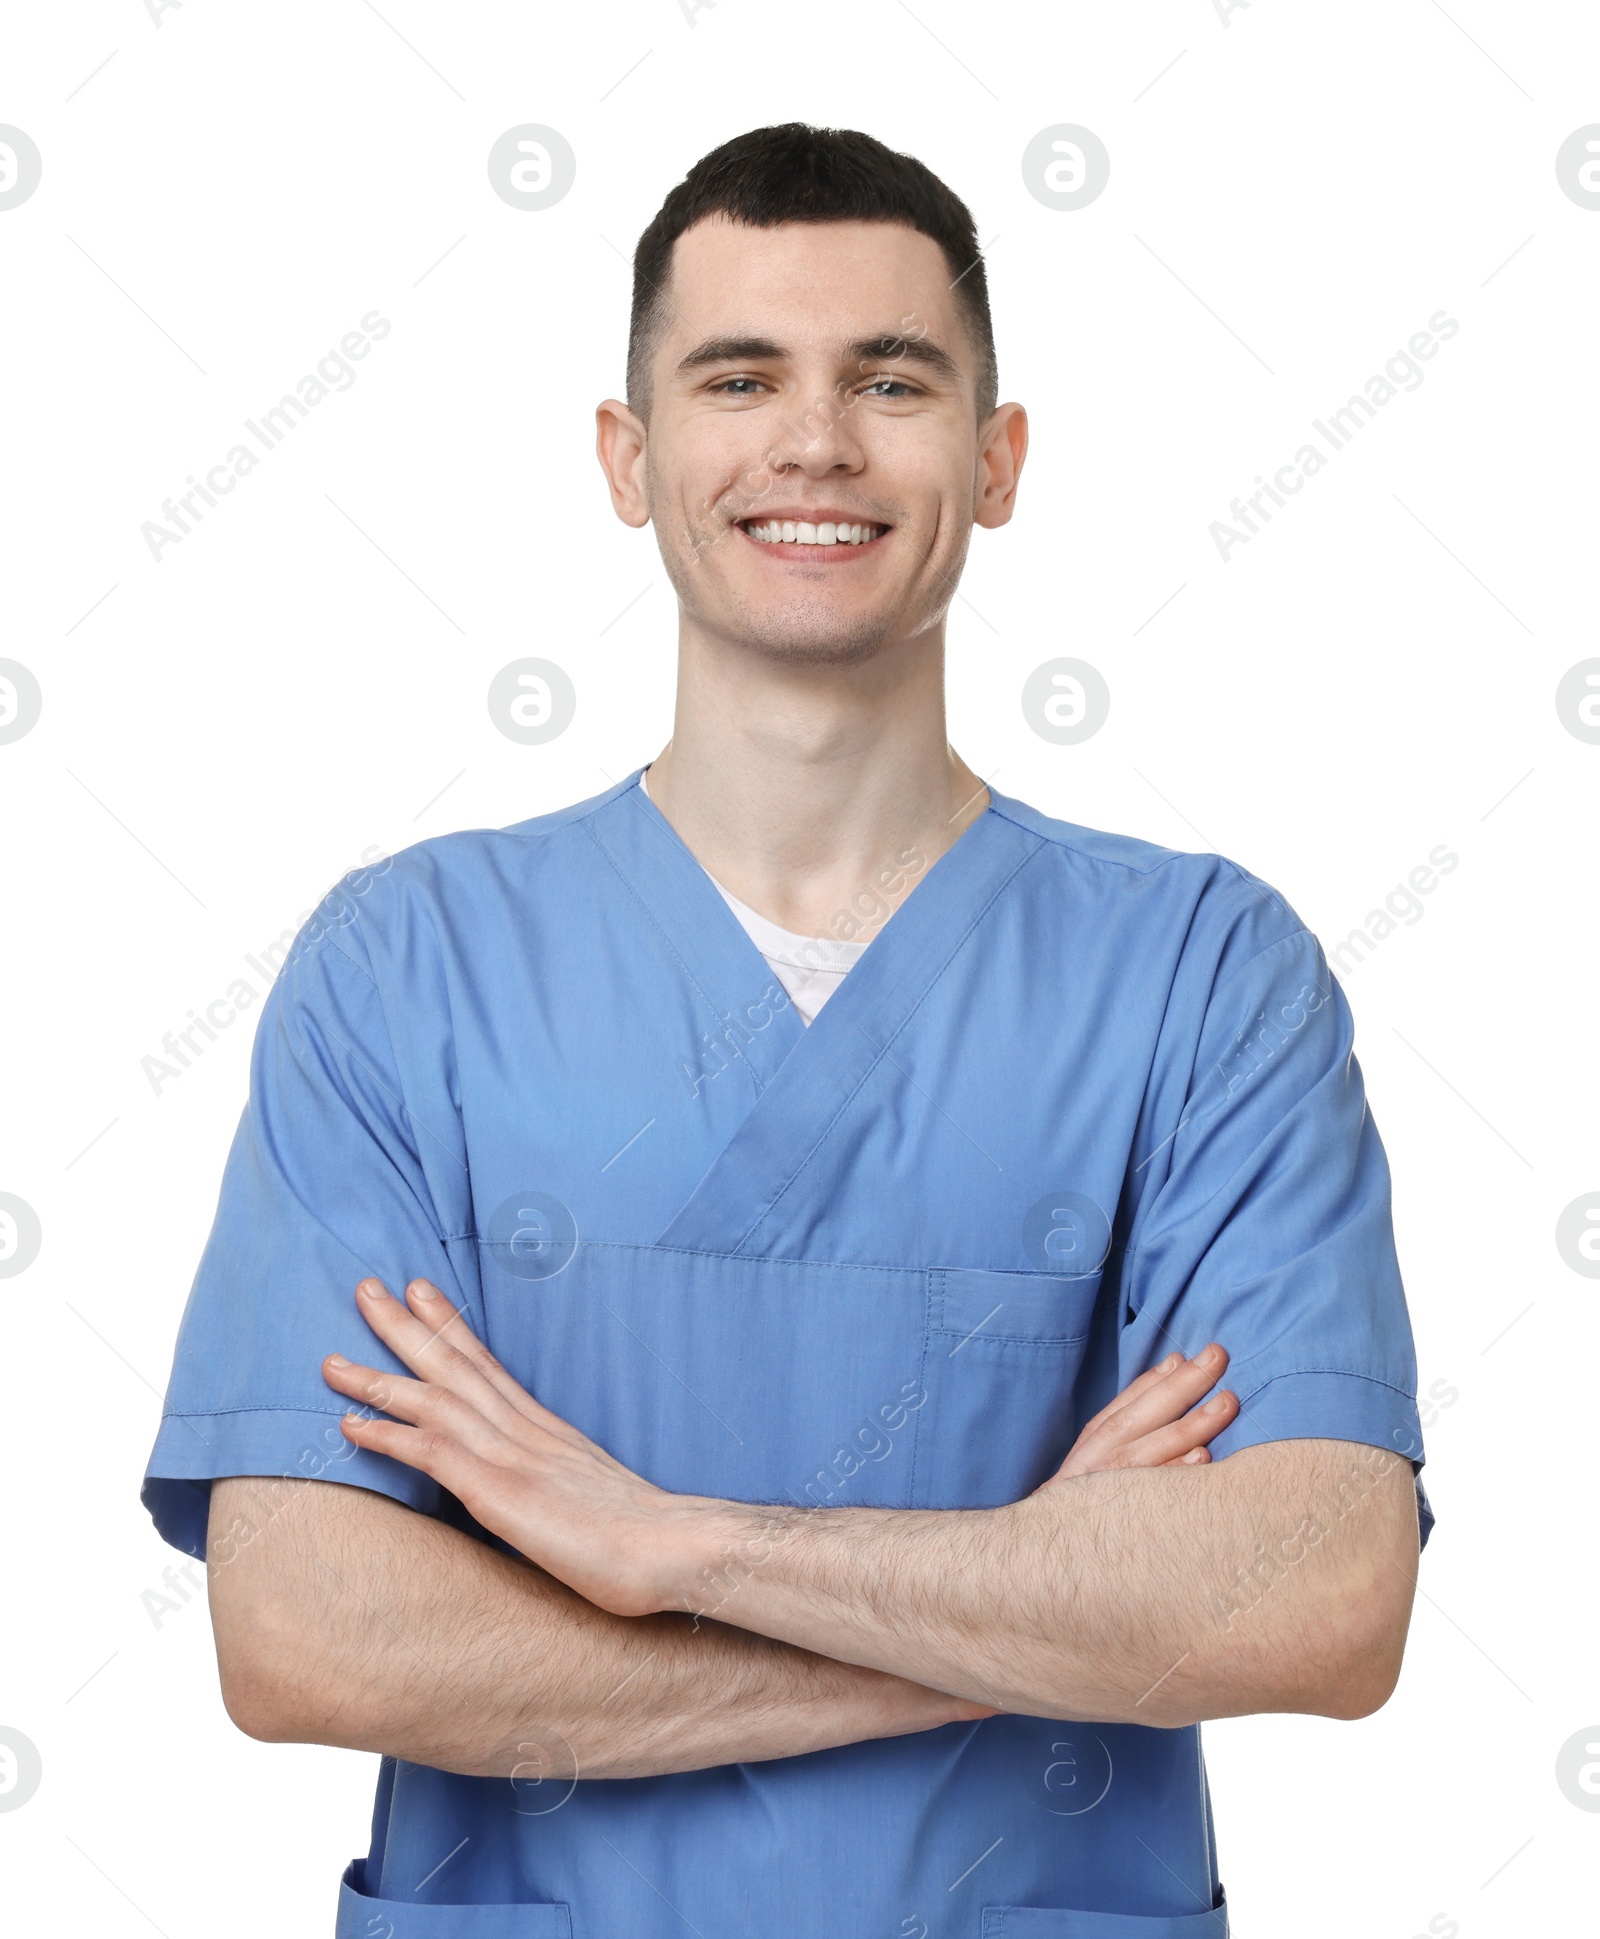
[628,122,996,422]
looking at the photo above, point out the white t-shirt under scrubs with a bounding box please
[641,769,864,1024]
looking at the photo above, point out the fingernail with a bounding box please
[357,1281,383,1300]
[410,1281,441,1301]
[1161,1352,1181,1371]
[326,1353,350,1370]
[1205,1394,1230,1414]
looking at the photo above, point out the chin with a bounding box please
[712,591,909,668]
[734,621,897,668]
[664,543,920,667]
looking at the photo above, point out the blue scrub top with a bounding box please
[143,774,1429,1938]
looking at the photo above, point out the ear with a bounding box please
[596,399,652,528]
[973,402,1029,530]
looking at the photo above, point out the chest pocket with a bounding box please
[913,1266,1104,1508]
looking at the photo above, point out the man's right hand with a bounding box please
[1045,1344,1239,1485]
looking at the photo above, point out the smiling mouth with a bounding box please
[737,518,888,549]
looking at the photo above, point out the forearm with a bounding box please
[662,1440,1419,1726]
[207,1476,983,1778]
[317,1282,1416,1730]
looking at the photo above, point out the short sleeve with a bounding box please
[1122,919,1433,1544]
[141,927,470,1560]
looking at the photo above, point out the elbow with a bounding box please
[216,1638,312,1743]
[219,1668,292,1743]
[1262,1619,1405,1723]
[205,1476,349,1746]
[212,1591,326,1744]
[1305,1568,1414,1721]
[1317,1631,1405,1720]
[1303,1472,1419,1721]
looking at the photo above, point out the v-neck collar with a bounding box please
[582,772,1045,1255]
[639,767,867,982]
[583,773,807,1093]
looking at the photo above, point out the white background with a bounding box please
[2,0,1597,1932]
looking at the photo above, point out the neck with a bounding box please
[643,619,988,940]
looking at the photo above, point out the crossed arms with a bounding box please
[210,1276,1418,1780]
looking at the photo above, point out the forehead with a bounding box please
[662,216,964,356]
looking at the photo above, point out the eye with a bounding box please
[860,376,920,399]
[709,376,769,397]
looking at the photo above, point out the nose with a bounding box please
[761,388,866,478]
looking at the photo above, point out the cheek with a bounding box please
[644,437,721,530]
[864,429,965,532]
[670,422,779,517]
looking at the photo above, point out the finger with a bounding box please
[399,1279,543,1419]
[398,1280,558,1426]
[1078,1348,1218,1448]
[1104,1390,1239,1470]
[339,1410,498,1499]
[389,1280,629,1470]
[1075,1353,1184,1440]
[1055,1352,1234,1481]
[323,1353,510,1460]
[322,1353,420,1416]
[353,1280,527,1426]
[1089,1345,1231,1448]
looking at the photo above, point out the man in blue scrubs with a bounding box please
[145,124,1428,1936]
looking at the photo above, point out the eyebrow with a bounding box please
[672,333,964,385]
[850,335,963,382]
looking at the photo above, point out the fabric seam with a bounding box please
[1233,1367,1419,1407]
[579,812,780,1100]
[738,836,1047,1249]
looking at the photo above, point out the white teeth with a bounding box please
[742,520,882,546]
